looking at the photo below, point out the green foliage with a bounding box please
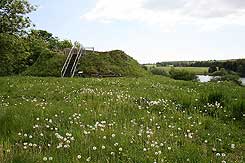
[27,30,71,51]
[157,59,245,77]
[237,64,245,77]
[210,68,227,76]
[59,40,72,49]
[24,30,73,66]
[0,28,75,77]
[23,50,66,77]
[0,0,36,35]
[0,33,30,76]
[209,68,242,85]
[211,74,242,85]
[222,60,245,77]
[150,67,168,76]
[24,31,49,65]
[169,68,197,81]
[208,65,218,73]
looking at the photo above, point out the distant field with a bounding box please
[146,66,208,75]
[160,67,208,75]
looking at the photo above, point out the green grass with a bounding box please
[23,50,149,77]
[150,66,208,75]
[0,76,244,163]
[78,50,149,77]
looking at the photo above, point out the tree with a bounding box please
[0,33,30,76]
[208,65,217,73]
[25,31,49,66]
[237,64,245,77]
[24,30,73,66]
[0,0,36,35]
[59,40,73,49]
[28,30,73,51]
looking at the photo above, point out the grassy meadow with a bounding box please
[160,67,208,75]
[0,76,244,163]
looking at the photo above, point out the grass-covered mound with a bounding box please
[78,50,148,77]
[23,50,148,77]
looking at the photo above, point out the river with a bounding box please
[197,75,245,85]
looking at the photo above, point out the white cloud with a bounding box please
[82,0,245,31]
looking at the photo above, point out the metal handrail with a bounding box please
[61,45,75,77]
[70,46,94,77]
[71,46,84,77]
[61,42,94,77]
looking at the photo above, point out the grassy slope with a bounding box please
[23,50,148,77]
[0,76,244,163]
[78,50,149,77]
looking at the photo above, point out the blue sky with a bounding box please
[29,0,245,63]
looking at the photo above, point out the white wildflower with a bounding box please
[86,157,91,162]
[77,155,81,159]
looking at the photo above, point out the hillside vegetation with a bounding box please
[0,76,244,163]
[0,32,148,78]
[1,1,244,162]
[22,50,148,77]
[78,50,148,77]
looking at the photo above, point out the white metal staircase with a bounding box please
[61,43,94,77]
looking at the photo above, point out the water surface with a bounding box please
[197,75,245,85]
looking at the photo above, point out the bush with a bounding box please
[150,68,168,76]
[210,68,227,76]
[169,68,197,81]
[208,65,218,73]
[211,74,242,85]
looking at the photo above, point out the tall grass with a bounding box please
[0,76,244,162]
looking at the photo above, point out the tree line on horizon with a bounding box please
[156,60,245,77]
